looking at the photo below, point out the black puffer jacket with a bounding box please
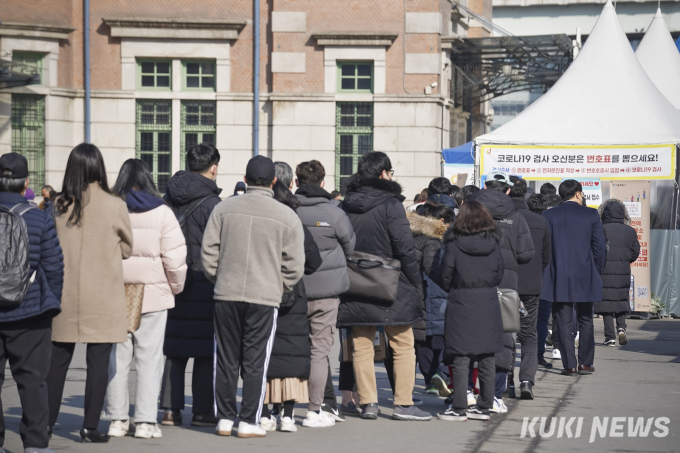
[338,176,423,327]
[595,200,640,314]
[163,171,222,359]
[268,226,322,379]
[434,231,505,361]
[513,199,551,296]
[470,190,535,291]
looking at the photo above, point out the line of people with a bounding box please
[0,145,641,452]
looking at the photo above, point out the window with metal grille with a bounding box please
[180,101,216,170]
[335,102,373,194]
[182,60,216,91]
[12,52,44,85]
[337,62,373,93]
[138,60,171,90]
[11,94,45,190]
[136,100,172,193]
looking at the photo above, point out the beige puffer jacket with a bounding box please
[124,204,188,313]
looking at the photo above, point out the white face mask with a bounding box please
[237,191,245,195]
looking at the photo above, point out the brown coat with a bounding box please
[52,183,133,343]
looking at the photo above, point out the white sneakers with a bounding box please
[279,416,297,432]
[259,415,277,432]
[552,348,562,360]
[107,419,130,437]
[134,423,162,439]
[215,419,234,436]
[237,421,267,438]
[467,390,477,407]
[302,410,336,428]
[491,397,508,414]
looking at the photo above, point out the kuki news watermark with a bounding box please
[521,416,670,442]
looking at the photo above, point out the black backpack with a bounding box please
[0,203,37,307]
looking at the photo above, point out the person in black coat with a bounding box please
[339,152,430,421]
[509,180,551,398]
[433,200,505,421]
[542,180,606,375]
[0,152,64,452]
[160,144,223,426]
[469,174,534,409]
[260,182,323,432]
[595,199,640,346]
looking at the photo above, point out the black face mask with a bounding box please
[581,195,587,207]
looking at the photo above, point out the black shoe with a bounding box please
[47,425,53,440]
[538,358,553,369]
[508,384,516,399]
[360,403,380,420]
[466,406,490,421]
[520,381,534,400]
[80,429,109,443]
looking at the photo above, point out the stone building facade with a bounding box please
[0,0,492,197]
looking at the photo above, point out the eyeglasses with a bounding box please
[388,169,395,177]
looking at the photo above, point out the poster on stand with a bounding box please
[443,163,473,187]
[480,144,675,180]
[563,177,602,207]
[610,181,651,312]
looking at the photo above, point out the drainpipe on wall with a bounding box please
[84,0,91,143]
[252,0,260,156]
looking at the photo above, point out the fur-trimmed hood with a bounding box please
[406,211,447,240]
[599,198,631,225]
[342,175,405,214]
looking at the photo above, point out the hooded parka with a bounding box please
[434,231,505,362]
[407,212,448,339]
[338,176,423,327]
[162,171,222,358]
[595,200,640,314]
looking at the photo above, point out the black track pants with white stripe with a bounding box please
[213,301,277,424]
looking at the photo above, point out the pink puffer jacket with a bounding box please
[123,204,188,313]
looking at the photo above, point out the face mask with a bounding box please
[237,191,245,195]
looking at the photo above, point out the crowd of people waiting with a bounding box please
[0,142,640,451]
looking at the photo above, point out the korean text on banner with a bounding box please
[563,178,602,207]
[480,145,675,180]
[610,181,651,312]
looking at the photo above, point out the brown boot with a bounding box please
[161,410,182,426]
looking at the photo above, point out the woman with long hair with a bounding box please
[104,159,187,439]
[434,200,505,422]
[47,143,134,442]
[259,181,322,432]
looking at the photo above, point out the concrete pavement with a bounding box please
[1,318,678,453]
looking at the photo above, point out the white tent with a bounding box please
[636,9,680,110]
[476,0,680,146]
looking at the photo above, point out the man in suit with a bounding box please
[542,180,606,376]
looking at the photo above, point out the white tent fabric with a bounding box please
[476,0,680,146]
[636,9,680,110]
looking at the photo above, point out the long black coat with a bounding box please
[595,201,640,314]
[513,199,551,296]
[434,231,505,361]
[469,190,534,291]
[268,226,322,379]
[338,176,423,327]
[163,171,222,359]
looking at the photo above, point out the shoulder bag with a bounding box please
[498,288,520,333]
[125,283,144,333]
[345,251,401,303]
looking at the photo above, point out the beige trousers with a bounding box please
[352,325,415,406]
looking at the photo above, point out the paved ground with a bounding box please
[2,318,678,453]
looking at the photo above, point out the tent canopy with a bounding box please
[442,141,475,164]
[636,9,680,109]
[475,0,680,146]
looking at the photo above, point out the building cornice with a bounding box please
[0,22,75,40]
[441,35,465,51]
[492,0,640,7]
[312,32,398,47]
[103,17,246,40]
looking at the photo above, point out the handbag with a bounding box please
[125,283,144,333]
[497,288,520,333]
[345,251,401,303]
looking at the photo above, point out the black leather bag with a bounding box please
[345,252,401,303]
[498,288,521,333]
